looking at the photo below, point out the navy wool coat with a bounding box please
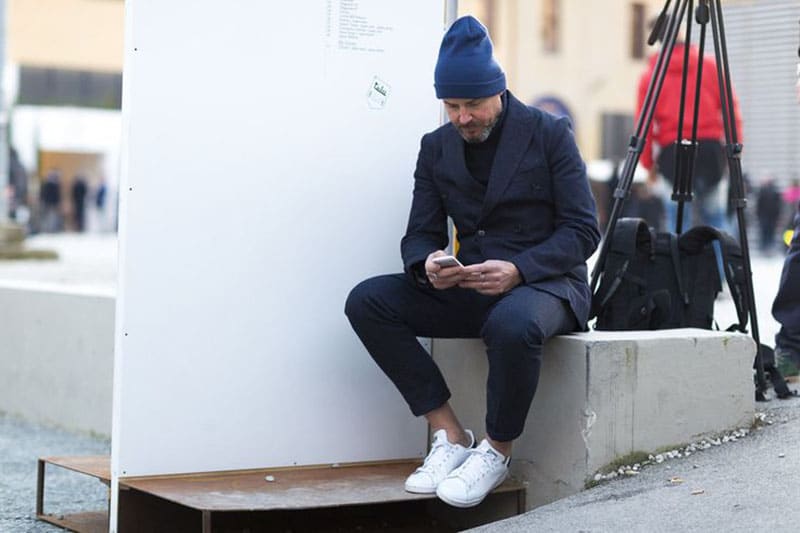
[401,91,601,326]
[773,207,800,333]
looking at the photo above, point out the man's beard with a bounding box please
[456,113,500,144]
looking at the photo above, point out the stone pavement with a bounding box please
[0,413,109,532]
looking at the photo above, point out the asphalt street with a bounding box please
[470,389,800,533]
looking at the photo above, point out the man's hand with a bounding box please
[425,250,466,290]
[459,260,521,295]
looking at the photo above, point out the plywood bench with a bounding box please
[37,456,527,532]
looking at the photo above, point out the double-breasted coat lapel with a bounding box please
[441,123,469,190]
[480,96,535,220]
[438,93,537,221]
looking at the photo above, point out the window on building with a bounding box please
[631,3,647,59]
[17,66,122,109]
[601,112,634,161]
[542,0,560,54]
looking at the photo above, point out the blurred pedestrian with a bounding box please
[756,176,782,255]
[89,178,109,232]
[39,169,63,232]
[783,177,800,206]
[95,179,107,213]
[633,181,666,232]
[71,175,88,232]
[8,147,29,223]
[781,178,800,239]
[606,161,665,232]
[635,18,743,232]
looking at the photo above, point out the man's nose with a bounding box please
[458,109,472,124]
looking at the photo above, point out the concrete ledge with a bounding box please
[0,284,114,436]
[432,328,756,510]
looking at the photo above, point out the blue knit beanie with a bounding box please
[434,16,506,99]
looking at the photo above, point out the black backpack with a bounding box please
[591,218,749,332]
[592,218,797,400]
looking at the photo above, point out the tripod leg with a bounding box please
[671,0,697,234]
[672,140,697,234]
[707,0,767,397]
[591,0,691,291]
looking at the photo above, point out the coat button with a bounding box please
[477,229,486,237]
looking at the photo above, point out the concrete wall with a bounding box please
[433,329,756,510]
[0,283,114,435]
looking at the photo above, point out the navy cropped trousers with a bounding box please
[345,273,576,442]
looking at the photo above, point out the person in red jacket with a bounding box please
[636,29,743,232]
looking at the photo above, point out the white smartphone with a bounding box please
[432,255,463,268]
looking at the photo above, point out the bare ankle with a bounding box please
[454,430,472,448]
[431,427,470,447]
[487,437,512,458]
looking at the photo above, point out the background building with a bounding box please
[1,0,797,233]
[458,0,667,162]
[5,0,123,231]
[458,0,800,190]
[724,0,800,189]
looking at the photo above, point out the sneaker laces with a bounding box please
[414,439,457,476]
[450,447,504,487]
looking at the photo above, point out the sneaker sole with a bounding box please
[404,483,437,494]
[435,473,508,508]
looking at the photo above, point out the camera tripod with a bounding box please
[589,0,770,399]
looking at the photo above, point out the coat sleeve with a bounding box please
[400,133,449,277]
[510,118,601,283]
[772,205,800,332]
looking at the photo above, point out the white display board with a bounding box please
[112,0,446,485]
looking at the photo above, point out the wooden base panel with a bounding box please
[37,511,109,533]
[37,456,526,532]
[117,488,521,533]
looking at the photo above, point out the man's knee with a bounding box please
[344,274,401,325]
[482,311,546,349]
[344,278,377,324]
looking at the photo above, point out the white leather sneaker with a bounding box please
[435,439,509,507]
[404,428,475,494]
